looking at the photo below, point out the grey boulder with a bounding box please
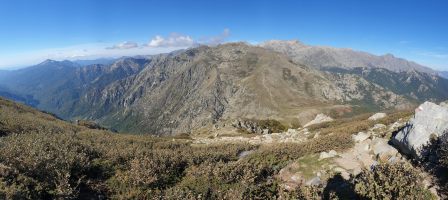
[391,101,448,158]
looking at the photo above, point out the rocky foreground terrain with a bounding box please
[1,97,447,199]
[193,101,448,197]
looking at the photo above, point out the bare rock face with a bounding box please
[304,113,333,127]
[260,40,435,73]
[392,102,448,158]
[368,113,387,121]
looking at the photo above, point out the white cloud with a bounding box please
[0,43,183,69]
[106,41,139,49]
[146,29,231,48]
[0,29,232,69]
[146,33,195,48]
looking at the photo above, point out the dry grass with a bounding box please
[307,110,413,136]
[0,98,429,199]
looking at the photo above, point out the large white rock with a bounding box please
[368,113,387,121]
[304,113,333,127]
[319,150,338,160]
[392,101,448,158]
[306,176,321,186]
[372,138,398,161]
[352,132,370,142]
[440,101,448,108]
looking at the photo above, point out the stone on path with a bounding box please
[353,132,370,142]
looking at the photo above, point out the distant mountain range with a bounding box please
[439,71,448,79]
[73,58,118,66]
[261,40,436,74]
[0,41,447,135]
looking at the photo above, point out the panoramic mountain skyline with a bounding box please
[1,1,448,199]
[0,0,447,70]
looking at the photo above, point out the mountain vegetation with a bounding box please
[1,97,440,199]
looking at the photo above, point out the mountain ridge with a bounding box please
[0,42,446,135]
[260,40,436,74]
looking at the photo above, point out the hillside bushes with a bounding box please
[419,131,448,196]
[354,163,435,200]
[0,126,356,199]
[0,98,432,199]
[0,133,97,199]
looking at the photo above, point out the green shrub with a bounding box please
[0,97,431,199]
[0,99,80,136]
[0,132,98,199]
[354,162,435,200]
[257,119,288,133]
[76,120,108,130]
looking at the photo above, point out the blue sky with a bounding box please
[0,0,447,70]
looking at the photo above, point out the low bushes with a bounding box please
[0,99,79,136]
[419,132,448,196]
[354,163,435,200]
[0,97,434,199]
[0,126,355,199]
[0,132,98,199]
[76,120,108,130]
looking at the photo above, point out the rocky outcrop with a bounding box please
[319,150,338,160]
[352,132,370,142]
[392,102,448,158]
[232,119,271,134]
[368,113,387,121]
[304,113,333,127]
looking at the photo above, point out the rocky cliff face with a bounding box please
[324,67,448,103]
[0,58,150,118]
[90,43,427,134]
[0,42,446,135]
[260,40,436,74]
[83,44,346,134]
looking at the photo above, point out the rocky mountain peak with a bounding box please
[261,40,436,74]
[262,40,305,47]
[39,59,57,65]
